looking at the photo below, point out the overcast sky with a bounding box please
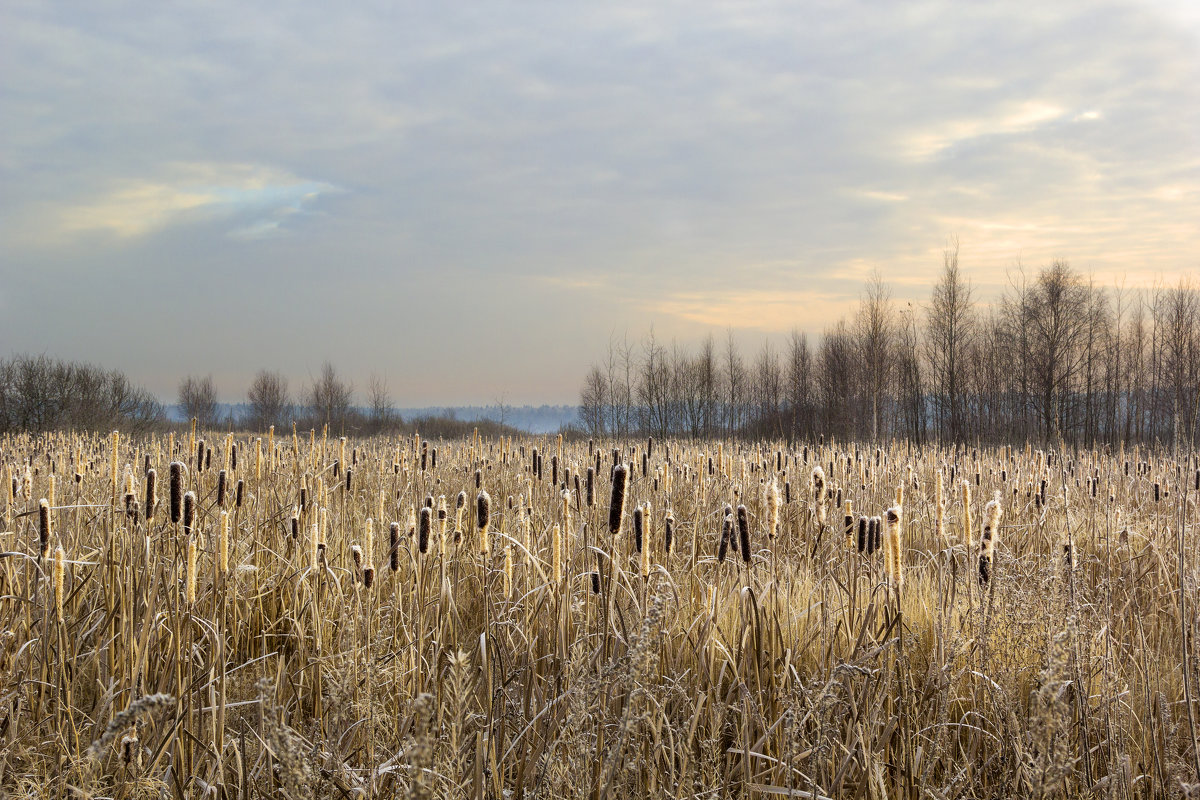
[2,1,1197,406]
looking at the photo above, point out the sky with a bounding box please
[1,1,1197,406]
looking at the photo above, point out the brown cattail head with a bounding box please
[182,491,196,537]
[419,506,432,554]
[235,478,244,509]
[216,469,227,507]
[664,510,675,555]
[857,515,868,553]
[609,464,628,536]
[633,506,644,552]
[169,461,185,524]
[145,468,157,523]
[718,512,732,563]
[389,521,401,571]
[351,544,363,571]
[477,490,491,553]
[363,566,375,588]
[38,498,51,559]
[586,467,595,507]
[737,504,751,563]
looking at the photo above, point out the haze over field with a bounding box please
[1,1,1197,406]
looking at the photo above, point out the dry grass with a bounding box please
[0,428,1197,799]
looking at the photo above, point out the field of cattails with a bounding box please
[1,427,1198,799]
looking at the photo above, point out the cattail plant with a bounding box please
[218,510,229,573]
[736,504,750,564]
[389,522,401,571]
[935,470,945,543]
[169,461,185,524]
[663,510,675,556]
[477,490,491,554]
[182,491,196,538]
[885,506,903,594]
[811,466,827,526]
[419,506,431,554]
[454,491,466,544]
[552,523,563,584]
[609,464,628,537]
[857,515,868,553]
[961,481,973,551]
[217,469,227,507]
[767,480,781,539]
[633,506,644,553]
[718,511,732,563]
[145,467,157,523]
[38,498,51,559]
[185,536,198,606]
[979,492,1002,584]
[53,544,66,622]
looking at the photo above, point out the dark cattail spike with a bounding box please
[145,468,157,523]
[182,491,196,537]
[718,512,732,563]
[419,506,431,554]
[609,464,628,536]
[217,469,227,508]
[169,461,184,524]
[390,522,400,570]
[633,506,644,553]
[737,504,750,563]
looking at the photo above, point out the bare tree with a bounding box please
[367,373,397,433]
[854,272,895,441]
[247,369,291,431]
[924,240,975,441]
[307,362,354,429]
[179,374,219,428]
[724,328,746,435]
[785,330,813,441]
[579,365,609,437]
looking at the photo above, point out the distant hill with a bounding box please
[166,403,579,434]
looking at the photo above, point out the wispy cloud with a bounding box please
[903,100,1067,160]
[56,162,333,239]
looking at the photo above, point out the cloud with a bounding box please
[902,100,1067,160]
[55,162,333,240]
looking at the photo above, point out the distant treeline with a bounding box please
[0,357,528,438]
[0,354,164,433]
[579,253,1200,448]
